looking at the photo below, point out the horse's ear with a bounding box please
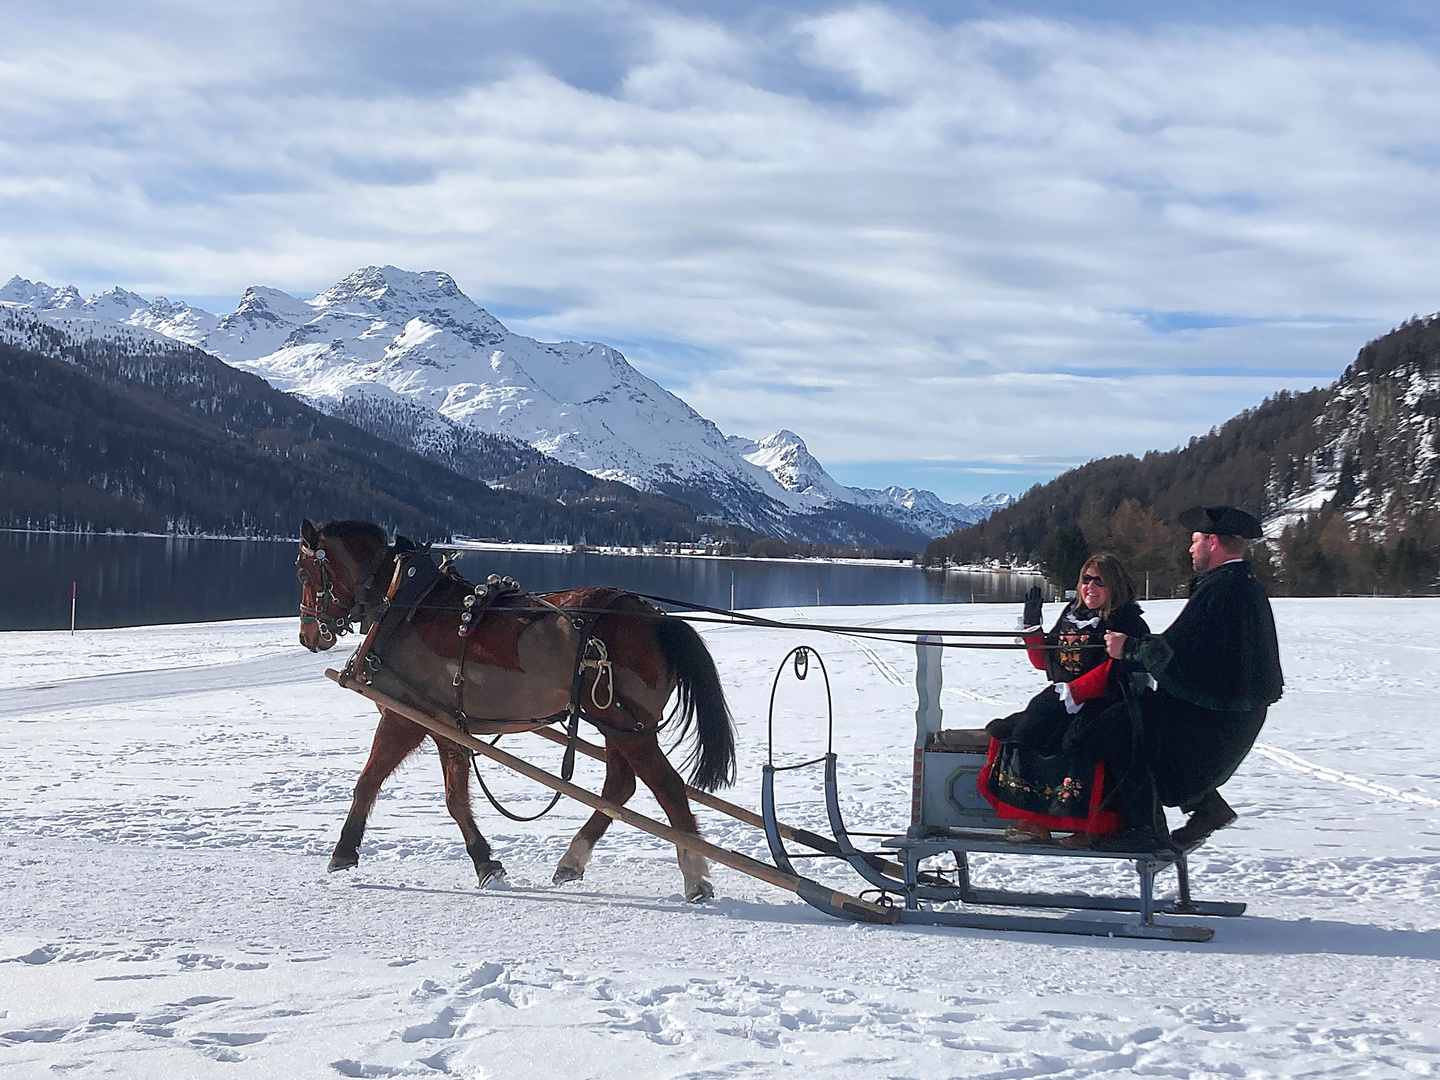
[301,519,320,547]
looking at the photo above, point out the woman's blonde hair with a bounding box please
[1074,552,1136,618]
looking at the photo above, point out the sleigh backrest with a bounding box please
[909,635,1002,837]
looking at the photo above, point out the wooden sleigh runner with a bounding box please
[760,638,1246,943]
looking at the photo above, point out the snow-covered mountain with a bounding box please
[1262,314,1440,539]
[0,277,218,347]
[1,268,1010,543]
[728,429,1010,536]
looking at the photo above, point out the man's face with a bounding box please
[1190,531,1216,573]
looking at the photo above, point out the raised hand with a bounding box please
[1022,584,1044,628]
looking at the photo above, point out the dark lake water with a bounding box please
[2,532,1045,631]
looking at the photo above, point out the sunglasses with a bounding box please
[1081,574,1108,587]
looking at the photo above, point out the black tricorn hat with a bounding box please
[1178,505,1262,539]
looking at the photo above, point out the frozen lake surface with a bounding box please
[1,598,1438,1077]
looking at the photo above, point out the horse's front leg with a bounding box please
[436,738,505,887]
[330,709,425,872]
[621,737,713,902]
[554,741,636,885]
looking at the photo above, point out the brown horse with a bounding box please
[296,518,736,901]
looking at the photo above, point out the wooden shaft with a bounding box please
[530,726,772,826]
[325,669,894,920]
[528,726,918,882]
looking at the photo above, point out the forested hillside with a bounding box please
[927,317,1440,596]
[0,320,710,544]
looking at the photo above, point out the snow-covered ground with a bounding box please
[2,599,1438,1078]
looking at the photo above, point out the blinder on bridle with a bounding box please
[297,544,354,644]
[297,537,392,645]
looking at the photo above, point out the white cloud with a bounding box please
[2,2,1437,500]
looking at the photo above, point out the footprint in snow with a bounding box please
[400,1007,457,1043]
[634,984,685,1006]
[86,1012,136,1028]
[192,1031,267,1047]
[1,1026,71,1043]
[457,962,504,990]
[331,1059,409,1078]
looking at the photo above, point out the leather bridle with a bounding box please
[297,538,392,645]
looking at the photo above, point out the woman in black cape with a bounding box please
[979,552,1149,846]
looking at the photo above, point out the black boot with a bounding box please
[1171,790,1237,847]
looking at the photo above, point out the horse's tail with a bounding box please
[653,614,736,791]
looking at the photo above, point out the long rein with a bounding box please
[393,590,1109,653]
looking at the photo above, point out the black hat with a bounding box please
[1178,505,1262,539]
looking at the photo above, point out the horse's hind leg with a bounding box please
[554,742,636,885]
[621,737,713,902]
[330,709,425,872]
[436,739,504,887]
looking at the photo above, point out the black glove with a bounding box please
[1022,585,1044,628]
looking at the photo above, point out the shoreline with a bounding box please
[2,530,934,568]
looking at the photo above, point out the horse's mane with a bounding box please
[323,520,389,547]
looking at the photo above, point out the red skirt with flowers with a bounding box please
[977,737,1123,835]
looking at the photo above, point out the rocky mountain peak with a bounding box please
[0,276,82,309]
[315,265,467,311]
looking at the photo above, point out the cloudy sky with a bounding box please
[4,1,1439,502]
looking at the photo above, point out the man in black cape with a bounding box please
[1084,505,1284,848]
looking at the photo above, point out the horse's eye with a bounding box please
[297,568,310,583]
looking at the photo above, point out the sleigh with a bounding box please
[758,637,1246,943]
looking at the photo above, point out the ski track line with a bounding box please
[942,686,1011,707]
[1252,742,1440,808]
[759,608,906,687]
[0,652,332,718]
[840,634,907,687]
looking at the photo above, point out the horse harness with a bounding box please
[336,542,652,789]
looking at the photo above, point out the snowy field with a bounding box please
[1,598,1438,1078]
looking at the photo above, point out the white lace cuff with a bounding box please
[1053,681,1083,715]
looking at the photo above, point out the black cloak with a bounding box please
[1119,559,1284,807]
[1132,559,1283,712]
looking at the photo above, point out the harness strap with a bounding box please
[340,555,407,687]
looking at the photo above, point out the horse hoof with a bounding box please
[552,865,584,885]
[476,860,506,887]
[328,853,358,873]
[684,879,714,903]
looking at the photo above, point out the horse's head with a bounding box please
[296,518,392,652]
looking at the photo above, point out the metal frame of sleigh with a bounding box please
[760,637,1245,943]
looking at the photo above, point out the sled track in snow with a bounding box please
[1252,742,1440,808]
[0,652,333,718]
